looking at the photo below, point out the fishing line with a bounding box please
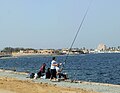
[63,0,93,67]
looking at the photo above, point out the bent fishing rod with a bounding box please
[63,0,93,67]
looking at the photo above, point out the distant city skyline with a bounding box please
[0,43,120,50]
[0,0,120,50]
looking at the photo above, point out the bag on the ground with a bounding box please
[30,73,35,78]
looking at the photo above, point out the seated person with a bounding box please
[56,64,67,80]
[35,63,46,79]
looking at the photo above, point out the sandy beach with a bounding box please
[0,76,97,93]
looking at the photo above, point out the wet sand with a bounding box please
[0,77,97,93]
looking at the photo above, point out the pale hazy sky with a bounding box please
[0,0,120,49]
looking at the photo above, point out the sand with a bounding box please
[0,89,15,93]
[0,77,97,93]
[0,70,120,93]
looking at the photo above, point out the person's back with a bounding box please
[37,63,46,78]
[40,63,46,73]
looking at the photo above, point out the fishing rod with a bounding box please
[63,0,93,67]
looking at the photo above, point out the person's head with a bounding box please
[43,63,46,66]
[52,57,56,60]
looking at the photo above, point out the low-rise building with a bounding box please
[37,49,55,55]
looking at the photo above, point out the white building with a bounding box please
[97,43,107,51]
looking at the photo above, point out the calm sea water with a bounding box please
[0,53,120,85]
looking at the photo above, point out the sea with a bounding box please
[0,53,120,85]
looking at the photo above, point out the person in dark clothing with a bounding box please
[46,68,51,79]
[37,63,46,78]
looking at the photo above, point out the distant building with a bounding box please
[37,49,55,55]
[61,48,69,54]
[97,43,107,51]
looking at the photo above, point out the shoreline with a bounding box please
[0,68,120,87]
[0,69,120,93]
[1,52,120,59]
[0,69,97,93]
[0,69,120,86]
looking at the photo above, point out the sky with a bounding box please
[0,0,120,49]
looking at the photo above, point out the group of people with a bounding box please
[30,57,67,80]
[50,57,67,80]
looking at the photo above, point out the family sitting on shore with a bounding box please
[29,57,67,81]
